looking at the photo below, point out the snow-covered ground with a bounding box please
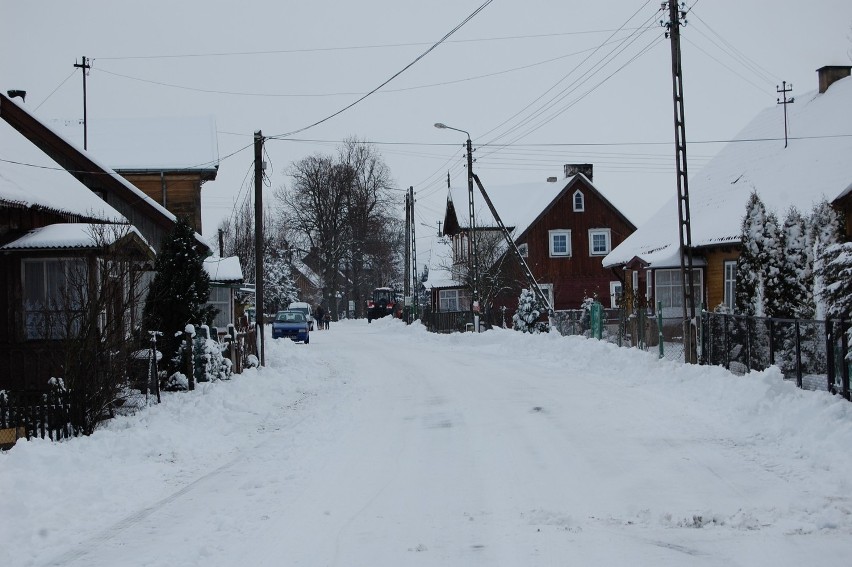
[3,318,852,566]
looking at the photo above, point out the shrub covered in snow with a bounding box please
[513,287,549,334]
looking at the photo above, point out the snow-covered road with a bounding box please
[3,318,852,566]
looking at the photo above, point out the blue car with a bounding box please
[271,310,310,343]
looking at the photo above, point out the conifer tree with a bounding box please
[144,217,215,364]
[512,287,549,334]
[818,241,852,319]
[780,207,813,318]
[810,200,843,320]
[762,211,784,318]
[735,192,769,316]
[264,247,299,313]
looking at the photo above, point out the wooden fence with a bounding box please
[0,389,81,446]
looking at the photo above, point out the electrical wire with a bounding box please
[265,0,494,141]
[33,70,78,112]
[92,27,646,61]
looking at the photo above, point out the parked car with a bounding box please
[287,301,315,330]
[271,311,310,343]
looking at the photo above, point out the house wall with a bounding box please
[122,174,204,234]
[704,247,739,310]
[835,193,852,240]
[517,179,635,310]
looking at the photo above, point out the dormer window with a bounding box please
[573,190,585,212]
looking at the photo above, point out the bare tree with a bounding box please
[338,138,399,317]
[30,224,152,434]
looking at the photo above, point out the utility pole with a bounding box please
[73,56,91,150]
[662,0,697,363]
[254,131,265,367]
[404,189,411,319]
[465,137,480,332]
[218,228,225,257]
[776,81,794,148]
[410,186,418,322]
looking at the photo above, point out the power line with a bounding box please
[33,70,78,111]
[94,37,640,99]
[266,0,494,141]
[92,27,647,61]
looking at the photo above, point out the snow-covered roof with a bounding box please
[447,179,566,239]
[0,120,125,222]
[293,258,320,287]
[1,94,212,254]
[0,222,149,251]
[50,116,219,173]
[605,74,852,268]
[204,256,244,283]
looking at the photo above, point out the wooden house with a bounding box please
[0,93,212,391]
[604,66,852,318]
[429,164,636,318]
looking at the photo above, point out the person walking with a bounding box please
[323,311,331,330]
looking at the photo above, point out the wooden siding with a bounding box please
[122,174,204,234]
[704,247,739,310]
[516,178,635,309]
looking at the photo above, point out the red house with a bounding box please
[428,164,636,322]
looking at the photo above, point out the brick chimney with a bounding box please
[817,65,851,93]
[546,176,558,183]
[564,163,593,181]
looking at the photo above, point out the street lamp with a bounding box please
[434,122,480,332]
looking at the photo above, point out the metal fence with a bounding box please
[700,312,850,398]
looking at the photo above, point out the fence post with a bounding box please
[794,320,803,389]
[841,319,850,401]
[657,301,664,359]
[185,329,195,391]
[745,317,752,372]
[591,302,603,340]
[768,319,775,368]
[723,314,730,370]
[826,320,836,394]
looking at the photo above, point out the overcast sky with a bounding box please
[3,0,851,265]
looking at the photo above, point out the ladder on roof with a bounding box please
[472,173,553,313]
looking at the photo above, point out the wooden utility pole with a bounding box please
[776,81,794,148]
[73,56,91,150]
[254,131,265,366]
[663,0,697,363]
[410,186,418,321]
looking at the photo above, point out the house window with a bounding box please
[538,283,554,309]
[208,286,232,330]
[588,229,611,256]
[573,190,585,212]
[609,281,623,308]
[723,261,736,310]
[23,258,87,339]
[439,289,469,312]
[518,243,528,258]
[654,268,703,317]
[549,230,572,257]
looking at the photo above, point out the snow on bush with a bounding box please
[513,287,549,334]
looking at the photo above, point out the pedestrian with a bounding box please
[323,311,331,330]
[315,305,325,330]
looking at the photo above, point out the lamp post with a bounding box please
[434,122,480,332]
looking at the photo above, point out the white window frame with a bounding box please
[439,288,469,312]
[208,286,233,330]
[609,281,623,308]
[548,229,572,257]
[518,242,528,258]
[723,261,736,310]
[538,283,554,309]
[588,228,611,256]
[573,190,585,212]
[654,268,704,318]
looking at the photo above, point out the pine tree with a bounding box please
[810,199,843,320]
[512,287,549,334]
[735,192,769,316]
[818,241,852,319]
[762,211,784,318]
[144,217,215,364]
[781,207,813,318]
[263,248,299,314]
